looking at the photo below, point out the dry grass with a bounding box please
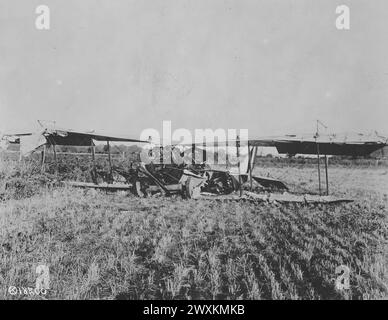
[0,159,387,300]
[254,165,388,200]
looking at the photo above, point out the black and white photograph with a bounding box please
[0,0,387,306]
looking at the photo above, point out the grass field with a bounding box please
[0,158,387,300]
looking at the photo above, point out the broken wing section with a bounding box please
[19,131,46,156]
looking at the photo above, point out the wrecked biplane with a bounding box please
[1,124,387,204]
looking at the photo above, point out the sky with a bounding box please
[0,0,387,139]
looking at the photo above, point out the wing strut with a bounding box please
[41,145,46,173]
[107,140,113,182]
[316,142,321,195]
[192,143,195,165]
[324,154,329,195]
[236,135,242,196]
[91,140,97,184]
[247,145,258,191]
[53,144,58,176]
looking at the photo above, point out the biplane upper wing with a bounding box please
[174,132,387,156]
[1,127,149,155]
[41,127,149,145]
[248,132,388,156]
